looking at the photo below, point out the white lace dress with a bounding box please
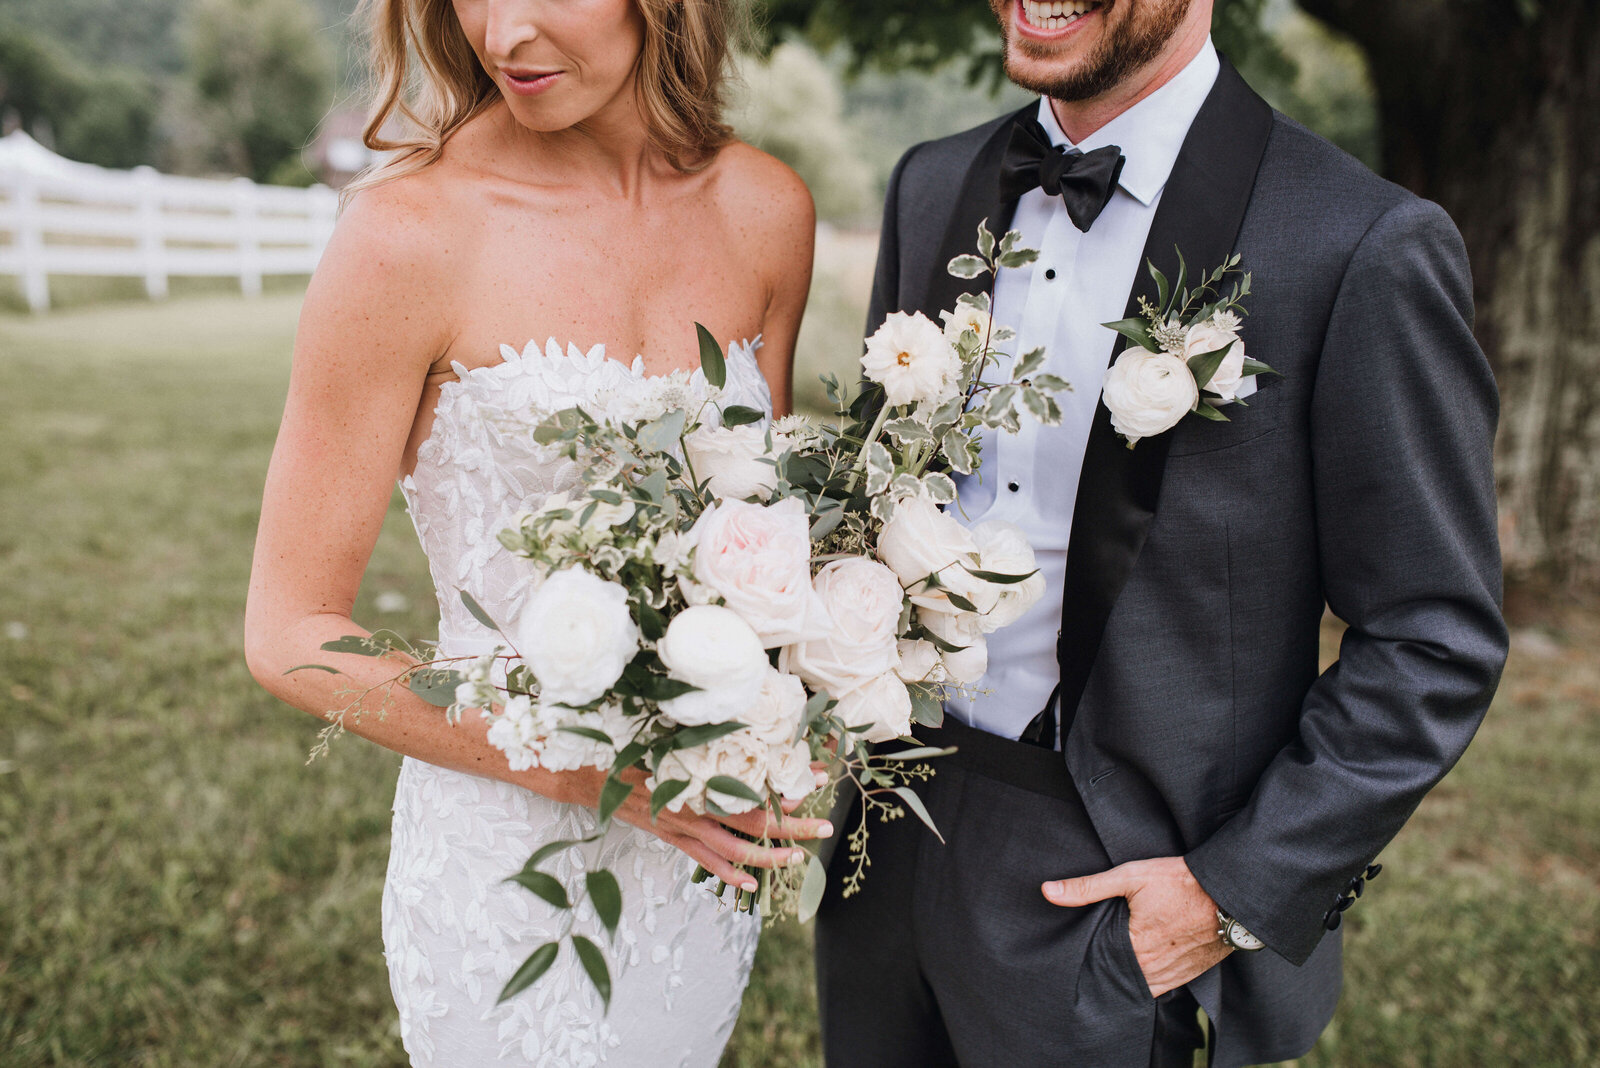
[383,338,771,1066]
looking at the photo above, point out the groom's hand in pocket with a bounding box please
[1041,857,1232,997]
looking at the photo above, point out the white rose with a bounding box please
[517,568,639,706]
[862,311,962,407]
[895,638,945,684]
[687,498,830,648]
[919,608,988,685]
[833,672,914,744]
[767,740,819,802]
[970,520,1047,633]
[744,666,809,745]
[656,605,770,726]
[1101,349,1199,444]
[652,729,769,815]
[1182,319,1247,403]
[940,303,992,346]
[684,423,782,502]
[876,493,997,616]
[789,557,905,697]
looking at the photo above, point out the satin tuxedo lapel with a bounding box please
[916,107,1036,322]
[1054,62,1273,727]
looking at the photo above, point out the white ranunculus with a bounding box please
[1101,349,1199,444]
[767,740,819,802]
[919,608,988,685]
[970,520,1047,633]
[862,311,962,407]
[656,605,770,726]
[876,492,997,616]
[652,729,769,815]
[1183,318,1247,403]
[832,672,914,744]
[790,557,905,698]
[684,423,782,502]
[687,498,830,648]
[484,694,540,771]
[895,638,945,684]
[745,666,809,745]
[940,304,992,346]
[532,703,616,772]
[517,568,639,706]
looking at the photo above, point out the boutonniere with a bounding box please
[1100,252,1278,447]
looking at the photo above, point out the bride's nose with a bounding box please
[484,0,541,64]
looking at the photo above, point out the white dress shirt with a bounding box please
[947,39,1221,739]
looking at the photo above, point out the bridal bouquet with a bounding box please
[303,225,1066,1007]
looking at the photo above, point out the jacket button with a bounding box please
[1365,863,1383,880]
[1324,910,1342,931]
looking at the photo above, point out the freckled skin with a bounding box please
[245,0,822,887]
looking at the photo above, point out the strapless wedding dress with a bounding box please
[383,338,771,1066]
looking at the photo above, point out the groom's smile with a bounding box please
[1016,0,1107,38]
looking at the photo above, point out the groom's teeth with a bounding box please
[1022,0,1099,29]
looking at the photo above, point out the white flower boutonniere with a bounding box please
[1100,252,1279,447]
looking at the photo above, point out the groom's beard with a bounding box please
[992,0,1195,103]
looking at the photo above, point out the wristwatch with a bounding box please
[1216,908,1265,952]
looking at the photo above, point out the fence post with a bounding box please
[133,166,168,301]
[232,176,262,298]
[15,172,49,313]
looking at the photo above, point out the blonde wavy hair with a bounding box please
[344,0,745,200]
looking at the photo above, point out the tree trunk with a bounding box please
[1299,0,1600,587]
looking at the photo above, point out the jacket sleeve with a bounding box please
[1184,196,1509,966]
[864,145,917,340]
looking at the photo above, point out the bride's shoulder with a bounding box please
[700,141,815,253]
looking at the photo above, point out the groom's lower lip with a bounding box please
[1014,0,1106,40]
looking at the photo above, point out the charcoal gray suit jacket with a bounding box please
[866,62,1508,1066]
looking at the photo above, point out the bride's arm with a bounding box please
[245,189,824,888]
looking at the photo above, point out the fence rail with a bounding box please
[0,133,338,312]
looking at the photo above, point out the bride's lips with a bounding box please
[501,68,563,97]
[1013,0,1107,40]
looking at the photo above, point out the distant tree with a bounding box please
[184,0,333,183]
[0,18,159,167]
[732,43,875,221]
[760,0,1600,586]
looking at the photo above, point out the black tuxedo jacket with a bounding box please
[865,62,1507,1065]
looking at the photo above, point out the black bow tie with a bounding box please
[997,118,1126,233]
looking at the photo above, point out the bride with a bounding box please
[243,0,828,1062]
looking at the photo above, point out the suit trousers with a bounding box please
[815,716,1209,1068]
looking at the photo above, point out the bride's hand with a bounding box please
[556,767,833,893]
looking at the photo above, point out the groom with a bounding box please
[815,1,1507,1066]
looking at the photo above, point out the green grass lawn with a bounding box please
[1,286,1595,1067]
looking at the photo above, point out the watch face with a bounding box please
[1227,920,1265,951]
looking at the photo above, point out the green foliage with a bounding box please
[0,17,160,167]
[184,0,334,183]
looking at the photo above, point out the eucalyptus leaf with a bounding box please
[638,408,688,454]
[284,663,339,674]
[571,935,612,1010]
[497,941,560,1004]
[586,871,623,939]
[961,565,1040,585]
[706,775,765,804]
[892,786,945,843]
[638,469,668,503]
[318,635,392,657]
[459,590,501,633]
[696,322,726,389]
[878,745,958,762]
[507,870,571,910]
[611,741,648,775]
[408,668,463,708]
[798,853,827,923]
[945,591,978,613]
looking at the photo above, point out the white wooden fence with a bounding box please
[0,131,338,312]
